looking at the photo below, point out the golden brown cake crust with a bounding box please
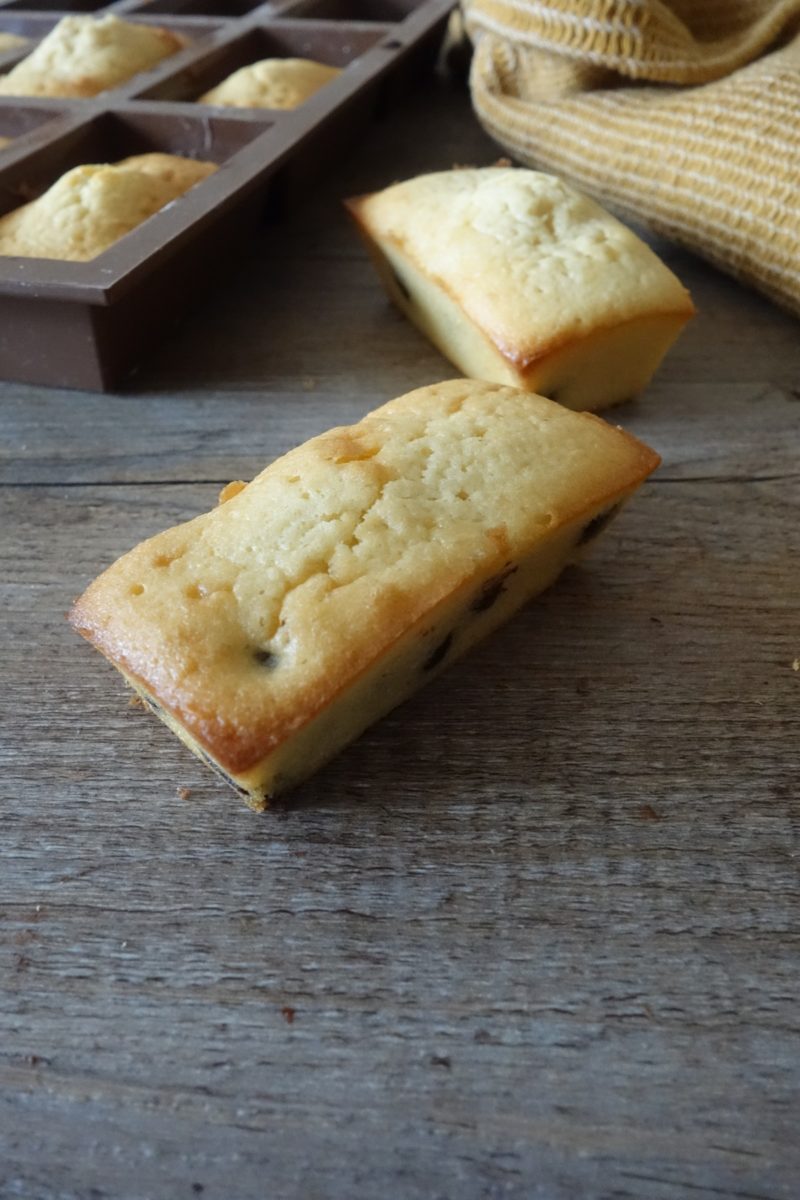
[0,14,184,99]
[0,152,216,261]
[70,380,659,775]
[197,57,341,109]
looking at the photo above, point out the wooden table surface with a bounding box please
[1,75,798,1200]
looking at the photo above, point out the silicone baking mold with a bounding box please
[0,0,451,387]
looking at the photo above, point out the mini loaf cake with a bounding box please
[198,58,341,109]
[70,378,660,809]
[0,153,216,261]
[345,167,695,411]
[0,14,184,98]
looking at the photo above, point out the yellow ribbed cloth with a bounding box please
[463,0,800,316]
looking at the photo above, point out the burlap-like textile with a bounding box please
[464,0,800,315]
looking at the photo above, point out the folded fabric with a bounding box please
[463,0,800,317]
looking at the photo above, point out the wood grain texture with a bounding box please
[1,78,799,1200]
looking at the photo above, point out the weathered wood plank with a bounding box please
[2,468,798,1198]
[2,378,799,486]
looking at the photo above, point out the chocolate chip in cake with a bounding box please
[423,632,453,672]
[470,565,518,614]
[390,266,411,303]
[253,648,278,668]
[576,503,622,546]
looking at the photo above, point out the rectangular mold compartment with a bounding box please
[0,1,115,10]
[0,0,453,388]
[121,0,273,15]
[0,11,223,97]
[0,102,266,205]
[0,104,278,388]
[133,18,388,104]
[0,29,36,75]
[0,13,66,43]
[0,100,73,156]
[283,0,425,22]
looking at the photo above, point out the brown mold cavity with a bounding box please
[290,0,422,21]
[134,21,384,105]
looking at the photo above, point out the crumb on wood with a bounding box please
[281,1006,296,1025]
[128,694,146,709]
[639,803,662,821]
[177,786,192,801]
[792,658,800,672]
